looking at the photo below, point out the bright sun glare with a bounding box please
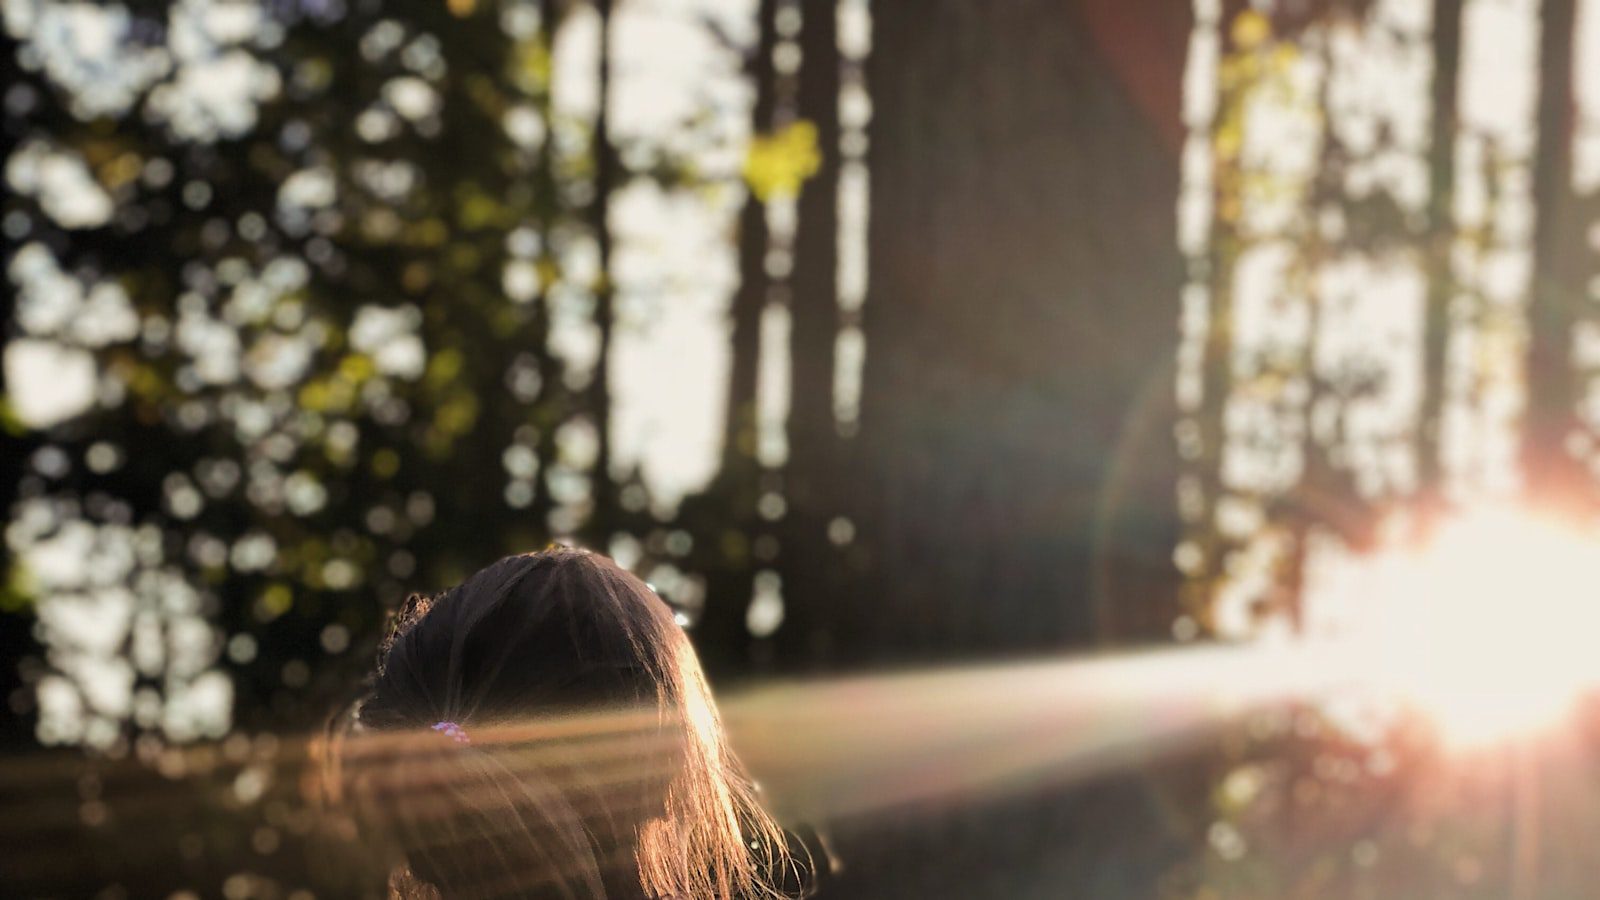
[1347,509,1600,748]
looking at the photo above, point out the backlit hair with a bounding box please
[335,547,797,899]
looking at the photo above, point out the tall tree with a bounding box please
[849,0,1191,660]
[683,0,781,679]
[775,0,843,668]
[585,0,619,541]
[1416,0,1464,520]
[811,3,1197,897]
[1523,0,1584,511]
[0,21,37,752]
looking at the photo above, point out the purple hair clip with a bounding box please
[431,720,471,746]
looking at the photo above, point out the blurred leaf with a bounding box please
[743,120,822,202]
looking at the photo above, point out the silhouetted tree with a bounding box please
[1416,0,1463,520]
[773,0,843,669]
[1524,0,1584,511]
[850,0,1190,660]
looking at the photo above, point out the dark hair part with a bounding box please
[335,547,796,899]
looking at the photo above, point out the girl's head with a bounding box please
[339,547,792,899]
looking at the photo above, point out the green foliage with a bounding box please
[0,0,659,743]
[743,119,821,202]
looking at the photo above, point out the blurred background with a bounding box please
[8,0,1600,896]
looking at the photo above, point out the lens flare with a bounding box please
[1340,509,1600,747]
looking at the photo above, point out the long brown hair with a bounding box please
[333,547,798,899]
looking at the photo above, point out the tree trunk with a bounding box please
[689,0,780,679]
[849,0,1190,661]
[775,0,843,668]
[1417,0,1464,522]
[1522,0,1583,511]
[815,7,1198,891]
[585,0,618,540]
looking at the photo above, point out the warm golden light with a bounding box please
[1347,509,1600,747]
